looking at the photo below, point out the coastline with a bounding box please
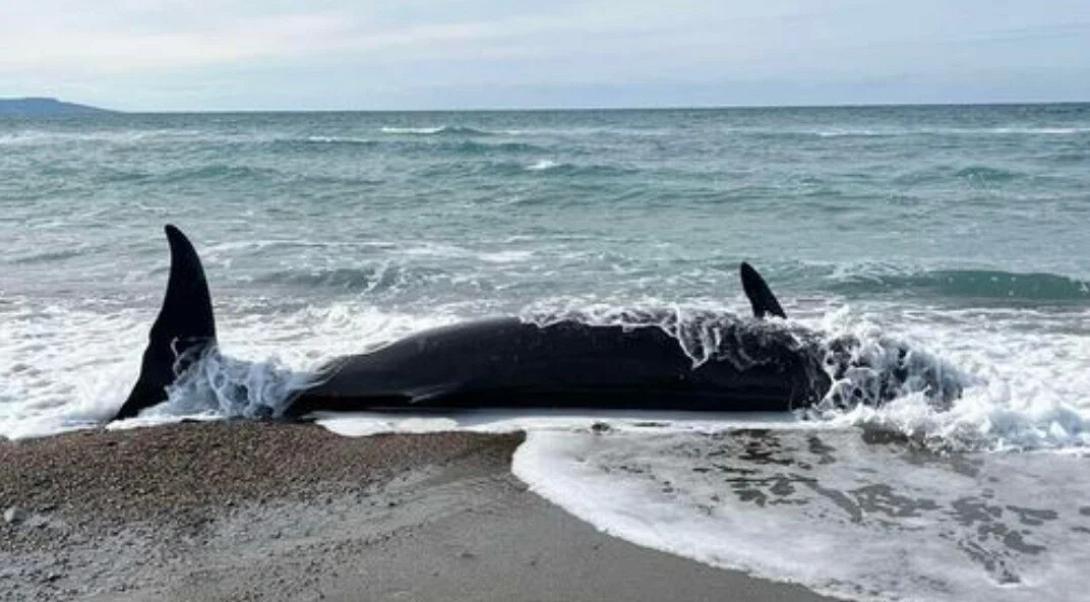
[0,421,838,601]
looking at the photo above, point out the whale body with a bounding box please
[113,226,957,422]
[287,315,831,417]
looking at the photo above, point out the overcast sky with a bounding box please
[2,0,1089,111]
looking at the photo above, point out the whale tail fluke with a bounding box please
[114,225,217,420]
[740,262,787,319]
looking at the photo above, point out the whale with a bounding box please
[113,226,960,421]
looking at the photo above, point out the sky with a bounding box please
[2,0,1089,111]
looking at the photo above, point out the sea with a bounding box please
[2,104,1089,600]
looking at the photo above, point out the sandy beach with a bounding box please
[0,421,838,601]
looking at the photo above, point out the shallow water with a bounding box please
[313,412,1090,601]
[3,104,1089,448]
[3,104,1090,599]
[514,428,1090,602]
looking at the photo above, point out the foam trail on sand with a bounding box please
[512,429,1090,602]
[315,409,802,438]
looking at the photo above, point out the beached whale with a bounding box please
[113,226,960,421]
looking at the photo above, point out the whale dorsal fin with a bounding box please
[114,225,217,420]
[740,262,787,319]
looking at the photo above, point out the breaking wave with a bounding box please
[273,135,382,149]
[521,302,965,412]
[521,303,807,368]
[518,301,1090,452]
[253,265,443,294]
[526,159,560,171]
[512,429,1090,602]
[4,289,1089,454]
[158,345,320,419]
[739,126,1090,138]
[379,125,503,136]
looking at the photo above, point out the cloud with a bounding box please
[1,0,1087,109]
[0,12,352,72]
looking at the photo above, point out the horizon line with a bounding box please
[6,96,1089,115]
[115,99,1090,114]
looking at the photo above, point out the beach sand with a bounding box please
[0,421,837,601]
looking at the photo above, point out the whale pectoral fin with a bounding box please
[408,384,463,405]
[740,262,787,319]
[114,225,217,421]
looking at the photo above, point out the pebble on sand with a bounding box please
[4,506,28,525]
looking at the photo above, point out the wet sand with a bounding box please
[0,421,837,601]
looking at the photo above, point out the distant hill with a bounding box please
[0,97,116,116]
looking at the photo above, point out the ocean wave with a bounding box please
[252,263,462,296]
[256,266,395,293]
[526,159,560,171]
[983,126,1090,135]
[444,140,546,154]
[829,268,1090,302]
[5,292,1089,455]
[256,267,384,291]
[954,165,1023,181]
[0,296,460,440]
[1050,152,1089,163]
[815,303,1090,452]
[156,164,284,184]
[516,159,637,176]
[270,135,381,148]
[157,345,318,419]
[10,248,87,265]
[0,128,213,147]
[379,125,503,136]
[502,160,638,177]
[272,135,549,155]
[518,300,1090,452]
[740,127,1090,138]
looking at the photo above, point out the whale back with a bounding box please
[114,225,216,420]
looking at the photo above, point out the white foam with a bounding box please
[377,125,522,136]
[7,290,1090,600]
[478,250,534,263]
[302,135,374,144]
[0,296,457,440]
[0,129,226,147]
[3,294,1089,453]
[513,429,1090,602]
[315,409,801,438]
[314,406,1090,601]
[754,127,1090,138]
[379,126,447,135]
[526,159,560,171]
[985,127,1090,135]
[0,299,148,439]
[158,347,317,419]
[810,304,1090,451]
[314,403,1090,601]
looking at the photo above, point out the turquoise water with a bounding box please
[4,105,1090,303]
[3,104,1090,600]
[1,104,1089,441]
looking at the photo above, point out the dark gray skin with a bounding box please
[286,316,832,417]
[113,225,952,422]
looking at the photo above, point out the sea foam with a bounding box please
[5,295,1090,454]
[512,429,1090,602]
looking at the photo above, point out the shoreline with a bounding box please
[1,421,838,601]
